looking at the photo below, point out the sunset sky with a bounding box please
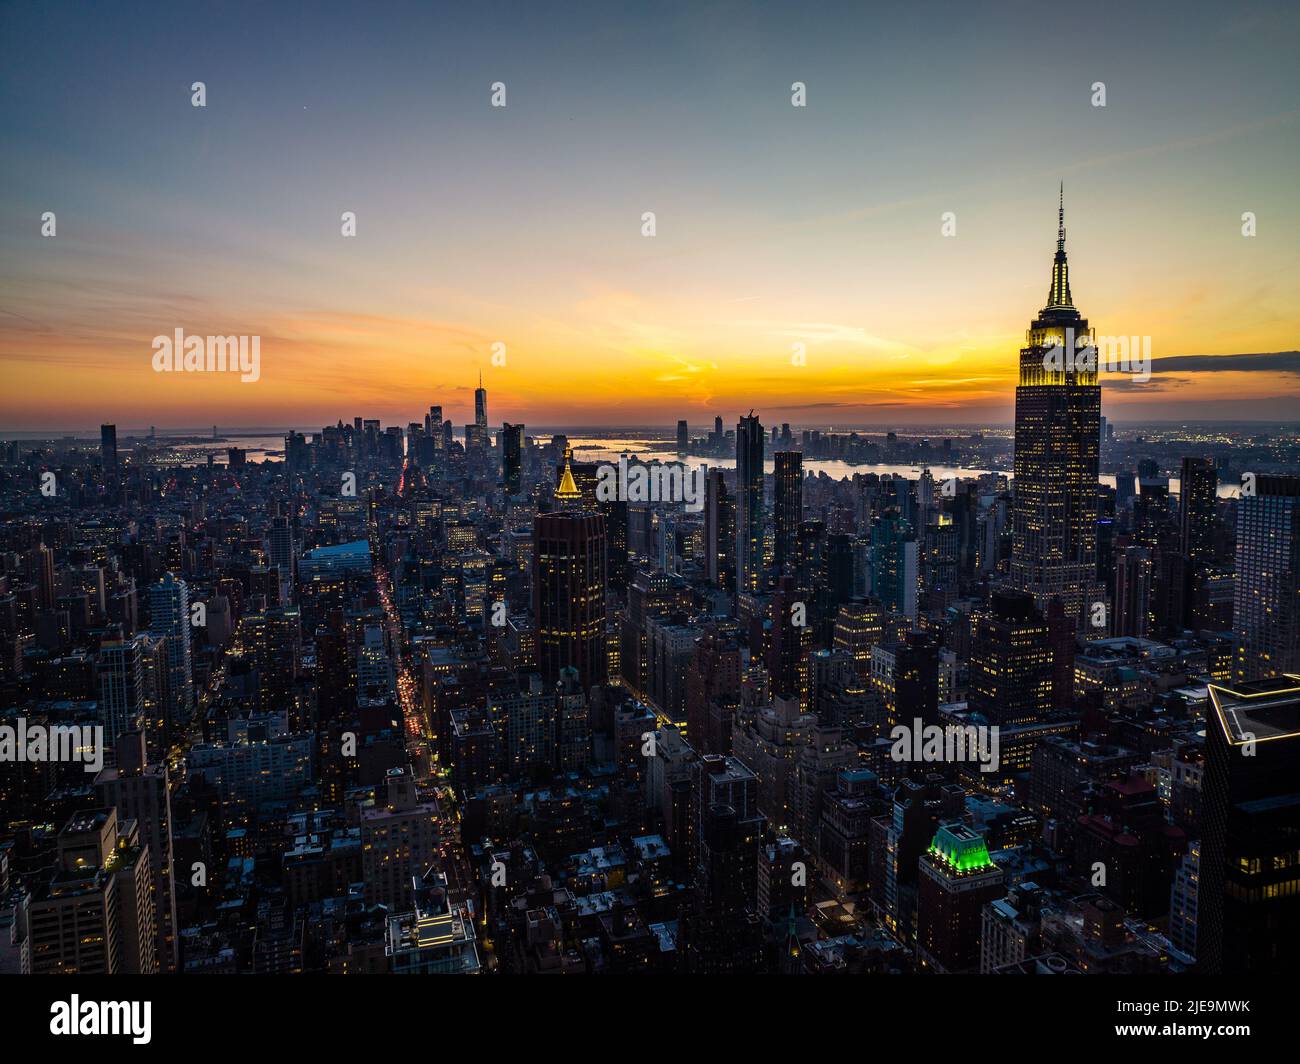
[1,0,1297,431]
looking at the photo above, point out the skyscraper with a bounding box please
[735,413,765,596]
[149,572,193,727]
[427,405,445,477]
[268,516,295,595]
[703,468,735,592]
[773,451,803,576]
[871,512,919,624]
[1011,188,1102,624]
[19,808,158,974]
[1113,544,1154,637]
[502,422,524,495]
[677,419,689,455]
[533,482,608,688]
[1179,456,1217,565]
[100,424,118,477]
[1199,675,1300,973]
[767,576,811,708]
[95,730,179,972]
[98,634,147,743]
[917,825,1005,973]
[1232,474,1300,682]
[967,590,1054,726]
[475,373,488,431]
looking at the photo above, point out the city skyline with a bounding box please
[3,0,1300,1011]
[3,1,1299,429]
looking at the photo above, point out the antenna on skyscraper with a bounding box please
[1058,181,1066,251]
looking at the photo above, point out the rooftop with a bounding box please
[1208,674,1300,745]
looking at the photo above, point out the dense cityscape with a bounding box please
[1,204,1297,987]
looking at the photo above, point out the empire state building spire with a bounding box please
[1012,185,1101,627]
[1045,182,1074,311]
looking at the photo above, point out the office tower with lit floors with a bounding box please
[502,422,524,495]
[95,730,180,972]
[735,412,765,596]
[1010,189,1103,624]
[533,454,608,689]
[1233,475,1300,682]
[148,572,193,727]
[1180,456,1217,565]
[1199,675,1300,974]
[773,451,803,576]
[966,590,1054,726]
[97,633,147,745]
[18,807,158,974]
[268,515,295,599]
[703,468,735,592]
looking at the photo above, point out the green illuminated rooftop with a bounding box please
[928,824,996,873]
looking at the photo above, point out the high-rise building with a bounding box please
[1199,676,1300,973]
[967,590,1054,726]
[870,513,919,624]
[426,405,445,476]
[735,413,764,595]
[767,576,811,709]
[1233,475,1300,682]
[385,868,480,974]
[1010,189,1102,624]
[148,573,193,727]
[19,807,157,974]
[268,516,295,595]
[917,824,1005,973]
[679,753,766,972]
[360,768,441,912]
[686,626,742,756]
[1113,544,1154,637]
[676,419,689,455]
[502,422,524,495]
[703,469,735,592]
[100,423,118,477]
[833,598,886,681]
[1179,457,1217,565]
[95,730,179,972]
[97,633,147,744]
[475,373,488,431]
[773,451,803,576]
[533,501,608,690]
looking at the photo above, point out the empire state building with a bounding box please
[1010,188,1103,625]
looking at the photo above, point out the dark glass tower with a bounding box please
[100,423,118,477]
[1011,188,1102,625]
[1200,676,1300,973]
[1179,456,1217,565]
[773,451,803,576]
[703,468,735,592]
[475,372,487,431]
[501,422,523,495]
[735,412,764,595]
